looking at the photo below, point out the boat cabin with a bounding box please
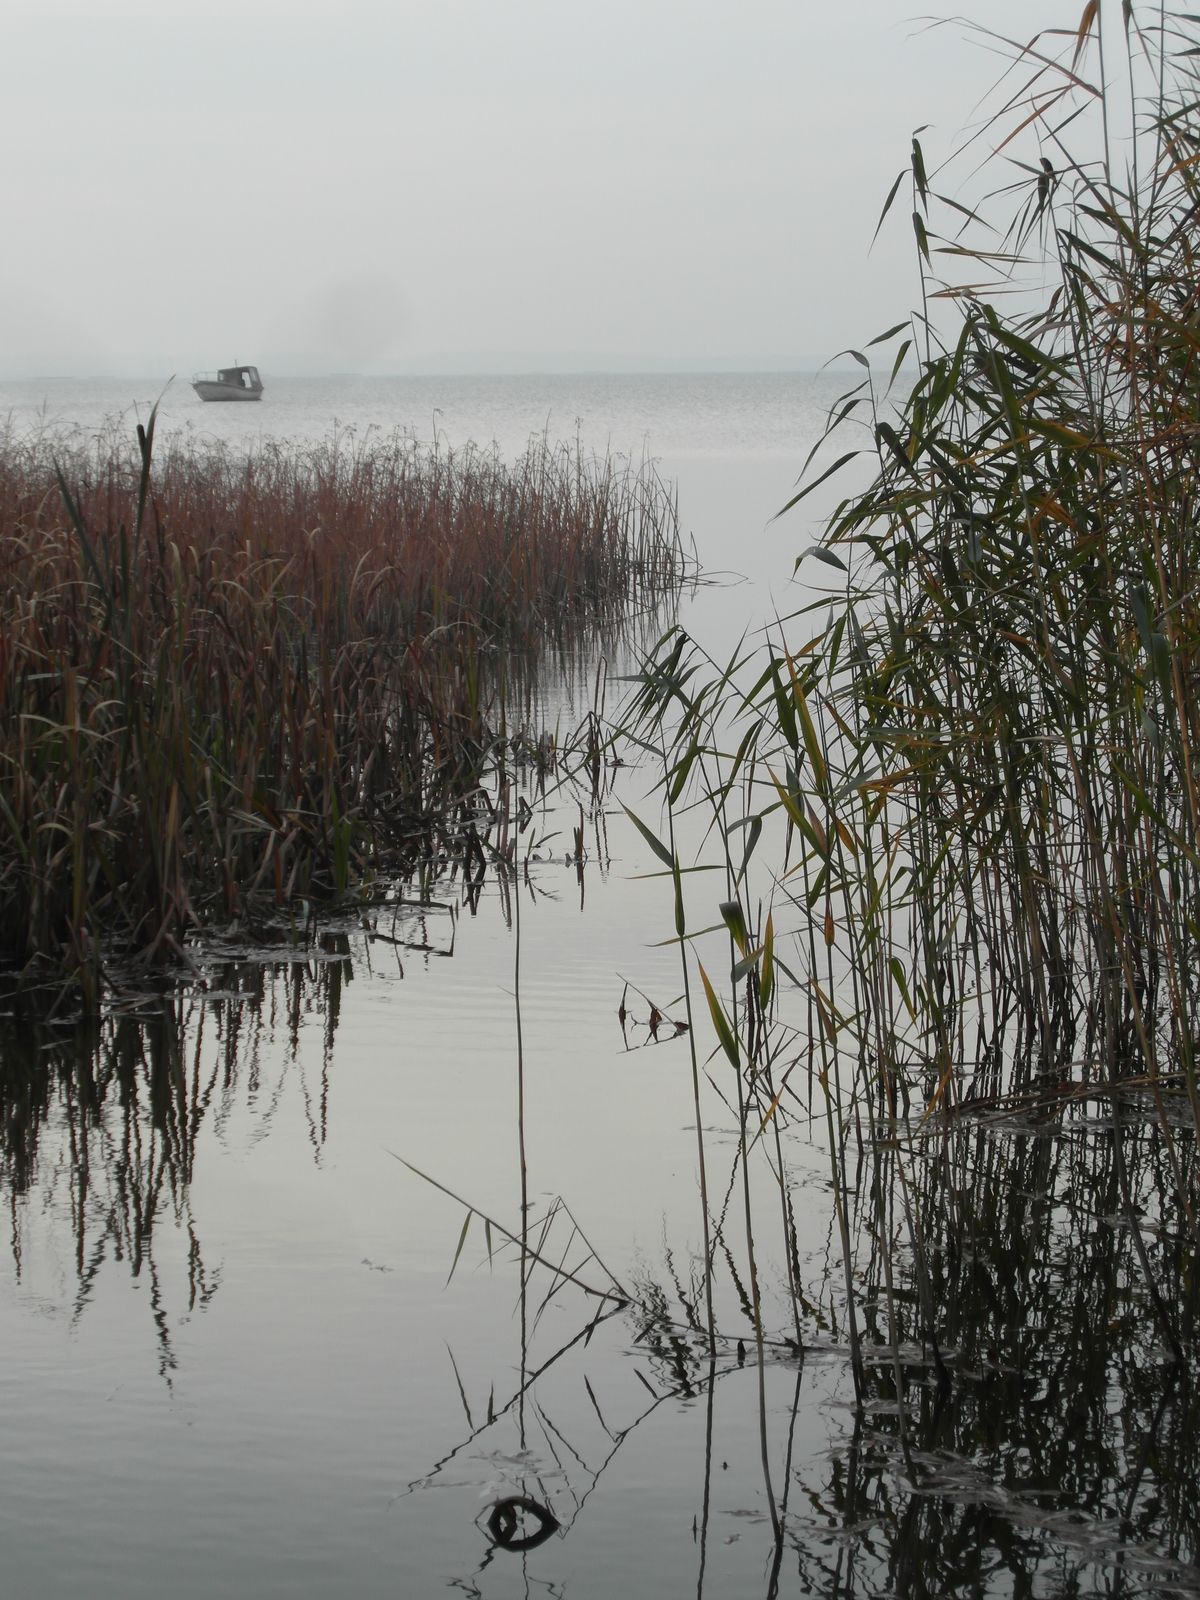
[218,365,261,391]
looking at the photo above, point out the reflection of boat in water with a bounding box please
[192,364,264,401]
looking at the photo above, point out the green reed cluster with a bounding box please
[0,419,680,994]
[625,2,1200,1396]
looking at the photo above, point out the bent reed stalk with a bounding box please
[0,418,681,996]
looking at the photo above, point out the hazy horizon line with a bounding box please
[1,363,888,384]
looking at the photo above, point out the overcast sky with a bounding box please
[3,0,1076,377]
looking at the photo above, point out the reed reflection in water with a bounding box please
[0,948,362,1378]
[395,1082,1200,1597]
[776,1099,1200,1597]
[1,912,1199,1594]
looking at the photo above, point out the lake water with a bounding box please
[0,372,1196,1598]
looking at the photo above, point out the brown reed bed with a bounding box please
[0,417,681,998]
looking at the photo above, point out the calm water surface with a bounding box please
[0,374,1196,1597]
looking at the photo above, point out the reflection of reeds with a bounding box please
[0,419,681,992]
[0,951,355,1370]
[781,1105,1200,1597]
[620,1107,1200,1594]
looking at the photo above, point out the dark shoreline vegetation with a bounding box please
[0,420,682,998]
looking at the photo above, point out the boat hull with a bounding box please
[192,382,263,402]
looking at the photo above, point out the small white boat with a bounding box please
[192,364,264,402]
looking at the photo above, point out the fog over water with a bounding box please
[4,0,1062,379]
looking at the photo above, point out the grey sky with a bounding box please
[3,0,1071,377]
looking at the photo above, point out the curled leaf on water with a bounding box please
[484,1496,560,1552]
